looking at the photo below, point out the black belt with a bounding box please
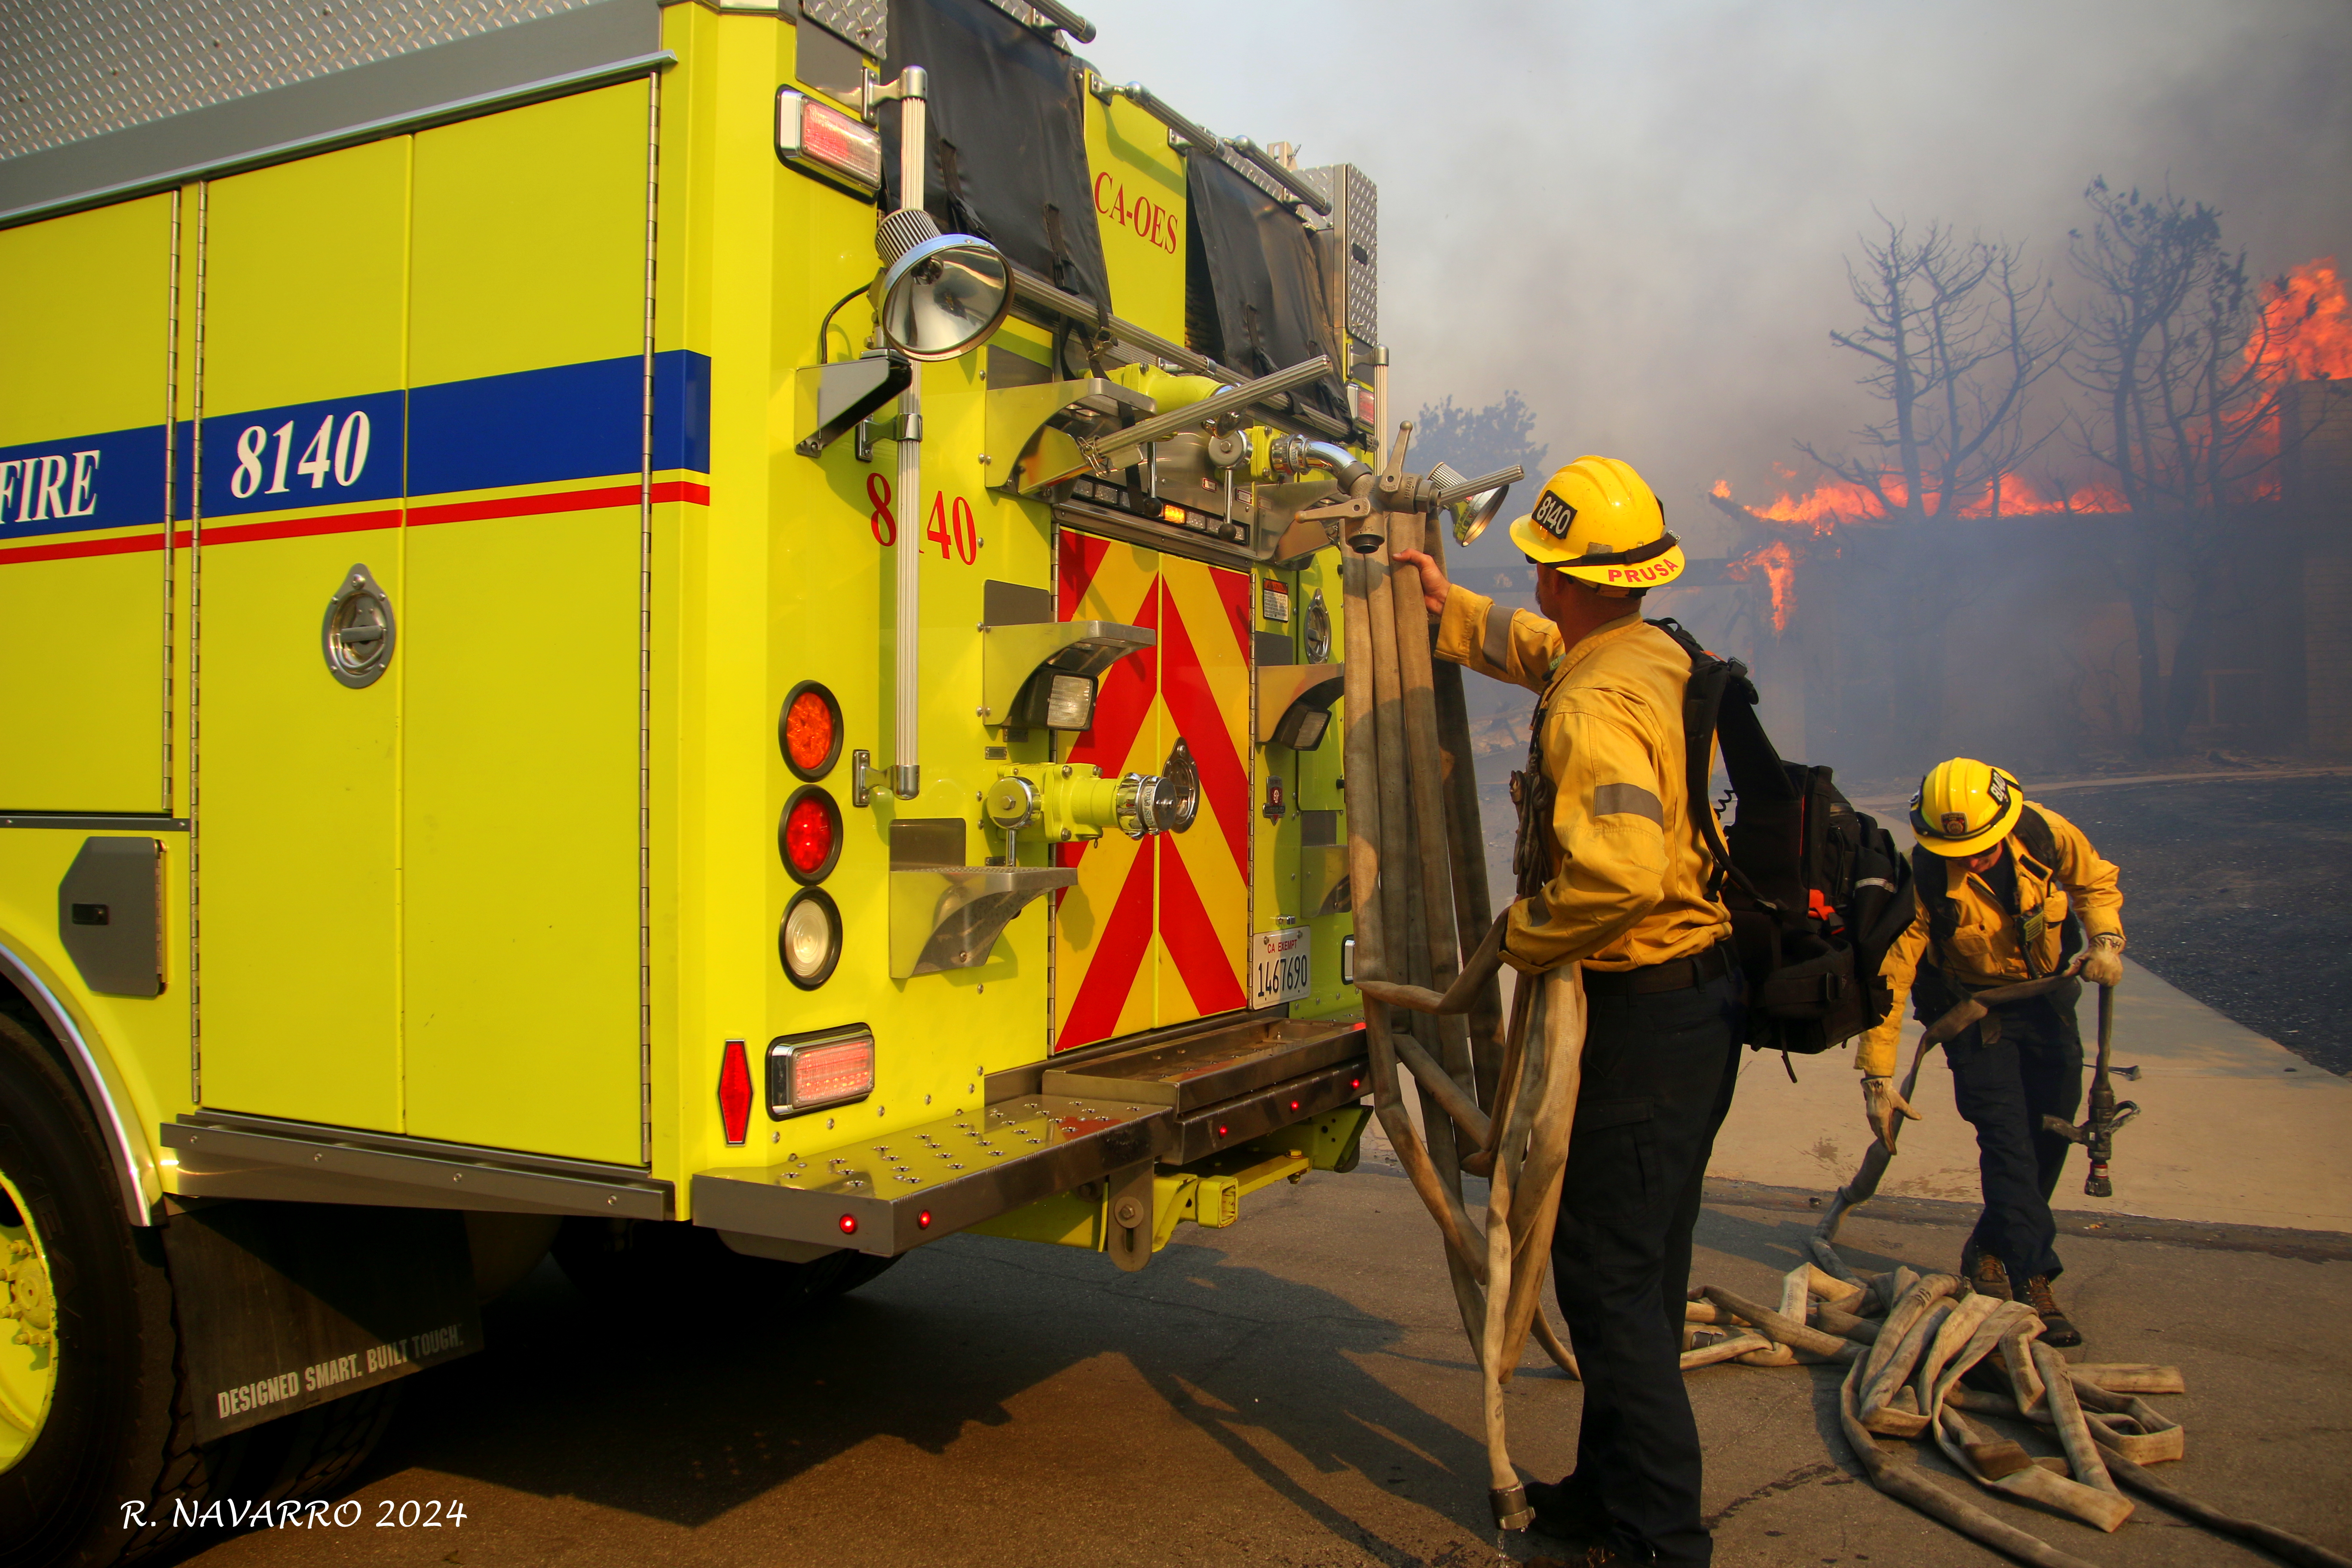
[1581,940,1734,998]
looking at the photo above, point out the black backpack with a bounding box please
[1649,619,1916,1054]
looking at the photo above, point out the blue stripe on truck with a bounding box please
[0,350,711,542]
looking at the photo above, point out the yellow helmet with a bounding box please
[1910,757,2024,858]
[1506,456,1684,591]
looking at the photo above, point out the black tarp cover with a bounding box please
[880,0,1110,313]
[1184,152,1346,423]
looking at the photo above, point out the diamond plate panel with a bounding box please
[799,0,884,55]
[0,0,606,161]
[1219,144,1287,205]
[1304,162,1375,347]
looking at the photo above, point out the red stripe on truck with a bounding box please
[0,480,710,567]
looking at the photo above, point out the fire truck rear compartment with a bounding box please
[692,1014,1367,1259]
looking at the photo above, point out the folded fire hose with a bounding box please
[1333,422,1577,1531]
[1338,445,2342,1561]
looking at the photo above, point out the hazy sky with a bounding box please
[1073,0,2352,551]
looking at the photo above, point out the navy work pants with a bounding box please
[1927,970,2084,1283]
[1548,964,1743,1568]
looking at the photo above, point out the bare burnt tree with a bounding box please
[1801,214,2067,519]
[2066,179,2306,754]
[1794,214,2067,769]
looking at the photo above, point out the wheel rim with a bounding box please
[0,1167,57,1473]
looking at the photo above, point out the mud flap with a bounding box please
[160,1199,483,1441]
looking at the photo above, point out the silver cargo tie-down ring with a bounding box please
[321,564,395,688]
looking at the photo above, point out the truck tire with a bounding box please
[0,1013,400,1567]
[0,1010,187,1567]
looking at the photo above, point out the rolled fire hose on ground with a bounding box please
[1662,971,2348,1568]
[1675,1253,2352,1568]
[1340,423,1582,1531]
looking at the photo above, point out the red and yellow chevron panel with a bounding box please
[1054,533,1252,1049]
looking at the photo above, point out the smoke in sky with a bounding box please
[1072,0,2352,556]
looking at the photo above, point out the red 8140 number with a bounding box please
[863,475,977,564]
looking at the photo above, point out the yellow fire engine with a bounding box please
[0,0,1516,1558]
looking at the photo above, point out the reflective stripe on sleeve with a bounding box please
[1483,603,1514,671]
[1593,782,1663,825]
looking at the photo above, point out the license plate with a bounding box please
[1249,927,1312,1008]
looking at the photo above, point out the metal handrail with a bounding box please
[1226,137,1332,215]
[1023,0,1096,43]
[1117,82,1219,153]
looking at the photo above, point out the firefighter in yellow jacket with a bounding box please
[1860,759,2125,1345]
[1396,456,1736,1568]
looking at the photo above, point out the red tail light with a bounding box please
[839,1213,858,1235]
[918,1210,932,1229]
[781,786,842,882]
[718,1038,753,1145]
[767,1028,876,1118]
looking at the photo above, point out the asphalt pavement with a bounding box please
[175,1159,2350,1568]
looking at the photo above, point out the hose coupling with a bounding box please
[993,751,1198,845]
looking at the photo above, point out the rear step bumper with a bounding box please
[692,1013,1366,1258]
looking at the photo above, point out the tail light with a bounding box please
[781,786,842,883]
[768,1026,876,1119]
[780,888,842,989]
[775,89,882,193]
[718,1039,753,1145]
[781,681,843,781]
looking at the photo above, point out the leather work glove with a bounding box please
[1862,1075,1920,1149]
[2081,932,2125,988]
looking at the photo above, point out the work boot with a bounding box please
[1524,1478,1611,1545]
[1963,1243,2014,1302]
[2024,1274,2083,1347]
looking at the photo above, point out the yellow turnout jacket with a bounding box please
[1434,589,1731,974]
[1856,802,2123,1076]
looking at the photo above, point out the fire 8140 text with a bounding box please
[121,1500,468,1530]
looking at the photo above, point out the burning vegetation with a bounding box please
[1698,194,2351,766]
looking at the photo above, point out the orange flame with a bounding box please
[1724,539,1799,634]
[1743,477,1885,533]
[1954,474,2129,517]
[1715,471,2125,530]
[2253,257,2352,383]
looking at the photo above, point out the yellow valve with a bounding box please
[989,761,1195,846]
